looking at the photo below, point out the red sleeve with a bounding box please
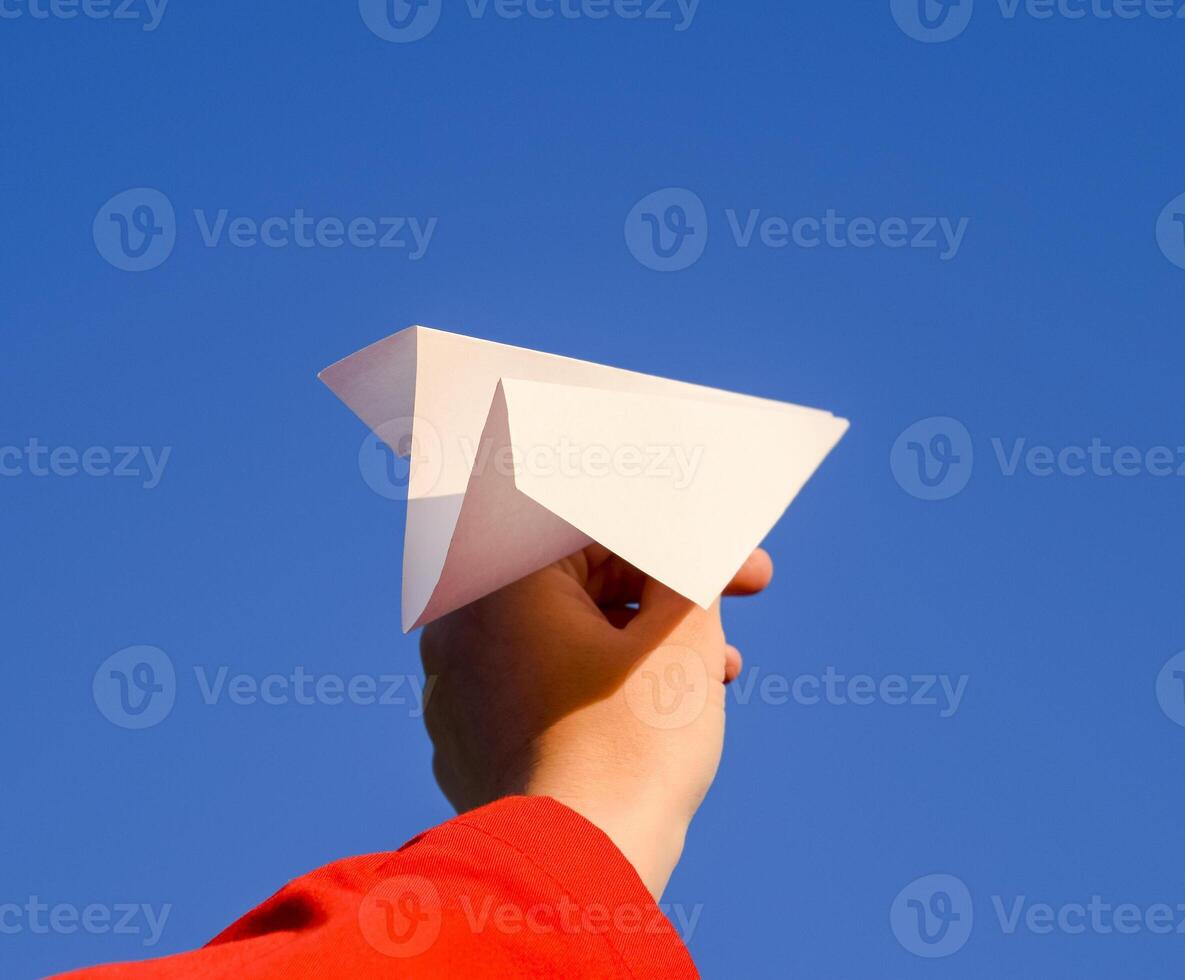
[55,797,699,979]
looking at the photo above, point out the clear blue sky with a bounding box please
[3,2,1184,977]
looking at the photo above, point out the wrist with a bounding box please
[523,783,690,899]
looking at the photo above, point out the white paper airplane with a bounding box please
[319,326,849,632]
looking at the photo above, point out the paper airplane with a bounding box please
[319,326,849,632]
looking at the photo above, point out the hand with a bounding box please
[419,545,774,898]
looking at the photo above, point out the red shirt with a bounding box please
[57,797,699,979]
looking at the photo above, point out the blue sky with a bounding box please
[2,1,1184,977]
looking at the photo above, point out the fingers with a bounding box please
[627,575,723,642]
[602,606,640,630]
[723,548,774,596]
[580,545,774,607]
[579,546,649,607]
[724,644,743,684]
[624,558,758,686]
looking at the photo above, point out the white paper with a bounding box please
[319,326,850,632]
